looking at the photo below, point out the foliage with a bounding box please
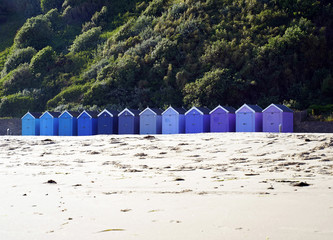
[14,15,53,50]
[0,93,35,117]
[69,27,102,52]
[0,0,332,117]
[1,47,36,77]
[30,46,56,75]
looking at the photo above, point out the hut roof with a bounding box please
[263,104,293,112]
[236,104,262,113]
[98,109,120,117]
[210,105,236,114]
[162,106,187,115]
[118,108,141,116]
[186,106,210,115]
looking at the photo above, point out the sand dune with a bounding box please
[0,133,332,240]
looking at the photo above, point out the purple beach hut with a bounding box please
[210,105,236,132]
[263,104,293,133]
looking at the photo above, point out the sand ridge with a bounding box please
[0,133,332,239]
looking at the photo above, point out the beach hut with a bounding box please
[97,109,119,135]
[210,105,236,132]
[185,107,210,133]
[139,107,163,135]
[162,106,186,134]
[236,104,263,132]
[263,104,293,133]
[58,111,79,136]
[21,112,41,136]
[118,108,140,134]
[77,110,98,136]
[40,111,61,136]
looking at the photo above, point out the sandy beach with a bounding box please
[0,133,332,240]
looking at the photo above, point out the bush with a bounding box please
[2,63,34,94]
[69,27,101,52]
[0,93,35,117]
[41,0,64,13]
[14,15,53,50]
[30,46,56,75]
[1,47,36,77]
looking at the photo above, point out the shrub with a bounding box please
[1,47,36,77]
[41,0,64,13]
[69,27,101,52]
[2,63,34,94]
[0,93,35,117]
[14,15,53,50]
[30,46,56,75]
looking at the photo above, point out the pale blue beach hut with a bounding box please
[21,112,41,136]
[139,107,163,134]
[162,106,186,134]
[236,104,263,132]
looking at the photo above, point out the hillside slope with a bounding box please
[0,0,332,117]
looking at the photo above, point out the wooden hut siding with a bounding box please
[185,107,210,133]
[236,104,263,132]
[162,107,186,134]
[118,108,140,134]
[77,111,98,136]
[210,105,236,132]
[59,111,79,136]
[40,111,61,136]
[139,108,163,134]
[98,109,119,135]
[21,112,41,136]
[263,104,293,132]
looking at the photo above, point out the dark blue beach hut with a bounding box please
[118,108,140,134]
[58,111,79,136]
[21,112,41,136]
[139,107,163,134]
[162,106,186,134]
[185,107,210,133]
[40,111,61,136]
[77,110,98,136]
[236,104,263,132]
[263,104,293,133]
[98,109,119,134]
[210,105,236,132]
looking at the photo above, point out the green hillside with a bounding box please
[0,0,332,117]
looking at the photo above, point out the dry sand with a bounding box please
[0,133,332,240]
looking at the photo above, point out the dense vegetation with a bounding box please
[0,0,332,117]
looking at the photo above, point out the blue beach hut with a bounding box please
[210,105,236,132]
[59,111,79,136]
[77,110,98,136]
[185,107,210,133]
[118,108,140,134]
[40,111,61,136]
[162,106,186,134]
[98,109,119,135]
[139,107,163,134]
[236,104,263,132]
[263,104,293,133]
[21,112,41,136]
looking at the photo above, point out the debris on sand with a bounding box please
[292,182,310,187]
[45,180,57,184]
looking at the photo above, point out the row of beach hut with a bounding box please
[21,104,293,136]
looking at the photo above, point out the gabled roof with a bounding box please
[185,106,210,115]
[139,107,163,116]
[40,111,61,118]
[118,108,140,117]
[235,104,262,113]
[263,104,293,113]
[98,108,120,117]
[59,110,80,118]
[162,106,187,115]
[209,105,236,114]
[78,110,99,118]
[21,112,42,119]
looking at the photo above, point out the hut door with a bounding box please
[238,112,252,132]
[23,118,33,135]
[191,113,201,133]
[81,116,91,135]
[213,113,227,132]
[266,112,281,132]
[164,114,176,133]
